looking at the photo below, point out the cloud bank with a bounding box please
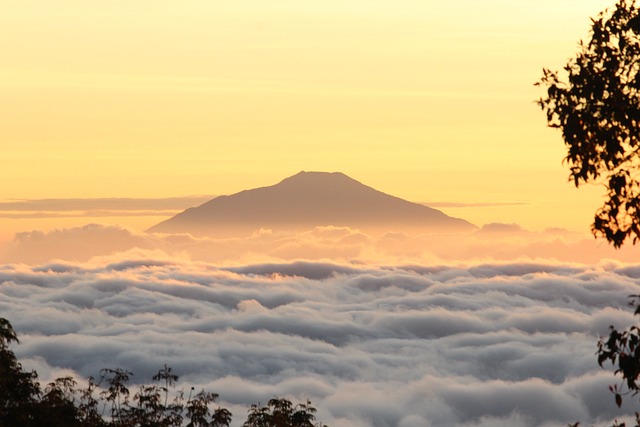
[3,222,640,265]
[0,196,214,219]
[2,256,640,426]
[0,196,215,212]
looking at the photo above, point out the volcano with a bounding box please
[148,171,476,236]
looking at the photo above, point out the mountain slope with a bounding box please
[148,171,476,236]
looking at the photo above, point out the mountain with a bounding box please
[148,171,476,236]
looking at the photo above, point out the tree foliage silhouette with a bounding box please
[0,318,43,426]
[0,318,325,427]
[540,1,640,425]
[243,398,326,427]
[538,0,640,248]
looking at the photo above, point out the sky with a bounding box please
[0,0,621,240]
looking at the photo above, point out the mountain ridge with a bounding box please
[148,171,476,236]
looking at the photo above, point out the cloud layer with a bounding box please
[2,256,640,426]
[0,196,214,212]
[4,222,640,265]
[0,196,214,221]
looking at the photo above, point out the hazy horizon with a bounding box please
[2,170,640,266]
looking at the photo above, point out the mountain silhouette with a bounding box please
[148,171,476,236]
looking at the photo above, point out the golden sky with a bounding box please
[0,0,616,237]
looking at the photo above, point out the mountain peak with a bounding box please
[279,171,355,184]
[148,172,476,237]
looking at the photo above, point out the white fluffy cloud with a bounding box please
[2,256,640,426]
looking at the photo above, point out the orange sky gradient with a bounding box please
[0,0,621,246]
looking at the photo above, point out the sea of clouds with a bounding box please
[3,246,640,426]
